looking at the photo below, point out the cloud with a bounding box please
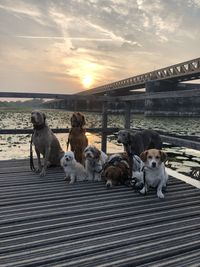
[0,0,200,93]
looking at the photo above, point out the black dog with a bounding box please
[117,129,162,157]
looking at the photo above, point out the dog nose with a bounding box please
[31,116,35,122]
[152,162,156,168]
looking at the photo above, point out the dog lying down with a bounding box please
[103,153,130,188]
[60,151,87,184]
[103,153,143,188]
[134,149,168,199]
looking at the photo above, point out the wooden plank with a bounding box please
[0,159,199,267]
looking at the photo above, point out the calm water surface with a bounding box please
[0,109,200,177]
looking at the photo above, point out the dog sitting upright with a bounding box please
[84,145,108,181]
[31,110,64,177]
[140,149,168,199]
[67,112,88,165]
[60,151,87,184]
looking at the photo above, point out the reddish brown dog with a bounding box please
[67,112,88,165]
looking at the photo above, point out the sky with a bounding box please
[0,0,200,95]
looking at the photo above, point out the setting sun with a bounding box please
[82,75,93,88]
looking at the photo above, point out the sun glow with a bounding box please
[82,75,93,88]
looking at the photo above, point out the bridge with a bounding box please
[1,57,200,116]
[78,57,200,96]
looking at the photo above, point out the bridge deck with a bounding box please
[0,159,200,267]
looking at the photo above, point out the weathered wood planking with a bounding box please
[0,159,199,267]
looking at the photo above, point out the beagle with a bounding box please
[140,149,168,199]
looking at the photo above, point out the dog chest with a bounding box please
[145,168,165,188]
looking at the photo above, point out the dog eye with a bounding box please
[156,156,160,159]
[148,156,152,159]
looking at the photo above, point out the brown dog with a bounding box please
[31,110,64,177]
[67,112,88,164]
[103,153,130,188]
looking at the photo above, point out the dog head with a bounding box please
[117,130,131,145]
[140,149,167,169]
[60,151,76,167]
[84,145,101,160]
[104,162,129,188]
[70,112,86,128]
[103,153,130,188]
[31,110,46,127]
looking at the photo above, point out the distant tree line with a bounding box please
[0,99,44,108]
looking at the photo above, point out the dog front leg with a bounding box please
[40,146,51,177]
[35,147,42,173]
[157,181,165,199]
[69,174,76,184]
[140,183,148,195]
[94,172,101,182]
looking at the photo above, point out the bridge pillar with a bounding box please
[145,81,200,116]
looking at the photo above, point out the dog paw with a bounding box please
[157,191,165,199]
[39,169,46,177]
[140,187,146,195]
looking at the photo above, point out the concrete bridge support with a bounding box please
[145,81,200,116]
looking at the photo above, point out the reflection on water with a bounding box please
[0,109,200,179]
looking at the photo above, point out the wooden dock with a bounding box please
[0,159,200,267]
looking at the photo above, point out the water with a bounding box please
[0,109,200,178]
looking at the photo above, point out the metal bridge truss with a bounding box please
[79,57,200,96]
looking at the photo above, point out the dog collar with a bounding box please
[33,124,47,130]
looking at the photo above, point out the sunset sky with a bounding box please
[0,0,200,94]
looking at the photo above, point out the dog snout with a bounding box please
[152,162,156,168]
[117,138,121,143]
[106,180,112,189]
[31,116,36,123]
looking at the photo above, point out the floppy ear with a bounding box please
[127,132,131,141]
[81,114,86,127]
[42,113,46,122]
[160,150,167,162]
[140,150,148,162]
[70,113,75,125]
[94,148,101,159]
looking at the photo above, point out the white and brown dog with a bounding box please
[60,151,87,184]
[84,145,108,181]
[31,110,64,177]
[139,149,168,199]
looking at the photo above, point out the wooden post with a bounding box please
[124,101,131,129]
[101,101,108,153]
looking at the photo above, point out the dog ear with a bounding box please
[140,150,148,162]
[42,113,46,122]
[79,113,86,127]
[94,148,101,159]
[160,150,167,162]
